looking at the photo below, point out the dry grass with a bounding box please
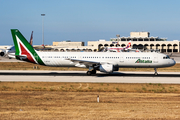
[0,62,180,72]
[1,82,180,93]
[0,82,180,119]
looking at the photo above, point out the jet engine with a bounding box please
[99,64,113,73]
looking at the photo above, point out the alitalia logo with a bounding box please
[135,59,152,63]
[11,29,45,65]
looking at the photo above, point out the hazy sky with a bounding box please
[1,0,180,45]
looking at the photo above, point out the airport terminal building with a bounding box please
[52,41,95,52]
[88,32,180,53]
[52,32,180,53]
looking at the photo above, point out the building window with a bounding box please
[121,39,126,41]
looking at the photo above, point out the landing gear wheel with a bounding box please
[154,68,158,76]
[86,71,92,75]
[91,70,96,74]
[154,72,158,76]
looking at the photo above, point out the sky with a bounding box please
[0,0,180,45]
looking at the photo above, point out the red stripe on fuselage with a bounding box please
[19,42,35,63]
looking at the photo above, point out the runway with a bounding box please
[0,70,180,84]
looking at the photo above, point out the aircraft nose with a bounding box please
[170,59,176,66]
[173,59,176,65]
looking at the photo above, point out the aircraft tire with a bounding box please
[91,70,96,74]
[86,71,91,75]
[154,73,158,76]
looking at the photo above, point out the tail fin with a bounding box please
[29,31,33,46]
[11,29,44,65]
[125,40,131,49]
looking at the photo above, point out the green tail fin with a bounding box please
[11,29,44,65]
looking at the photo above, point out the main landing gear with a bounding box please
[154,68,158,75]
[86,66,96,75]
[86,70,96,75]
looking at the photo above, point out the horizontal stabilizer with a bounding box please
[15,55,27,60]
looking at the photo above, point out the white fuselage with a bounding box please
[36,51,176,68]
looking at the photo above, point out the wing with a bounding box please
[66,58,111,68]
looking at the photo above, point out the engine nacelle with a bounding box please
[0,52,5,56]
[99,64,113,73]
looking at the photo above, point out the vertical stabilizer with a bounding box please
[29,31,33,46]
[11,29,44,65]
[125,40,131,49]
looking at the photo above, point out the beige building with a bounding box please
[52,41,95,52]
[88,40,179,53]
[88,32,179,53]
[51,32,180,53]
[53,41,84,46]
[130,32,150,38]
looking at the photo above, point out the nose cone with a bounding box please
[173,59,176,65]
[170,59,176,66]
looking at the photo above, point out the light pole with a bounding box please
[41,14,45,46]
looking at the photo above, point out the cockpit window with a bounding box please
[163,55,170,59]
[166,55,170,59]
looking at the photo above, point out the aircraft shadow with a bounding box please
[0,72,180,77]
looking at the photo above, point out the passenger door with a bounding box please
[120,56,124,63]
[154,54,158,63]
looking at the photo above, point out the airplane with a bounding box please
[105,41,131,52]
[11,29,176,75]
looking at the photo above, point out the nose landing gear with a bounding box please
[154,68,158,75]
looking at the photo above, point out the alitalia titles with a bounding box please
[135,59,152,63]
